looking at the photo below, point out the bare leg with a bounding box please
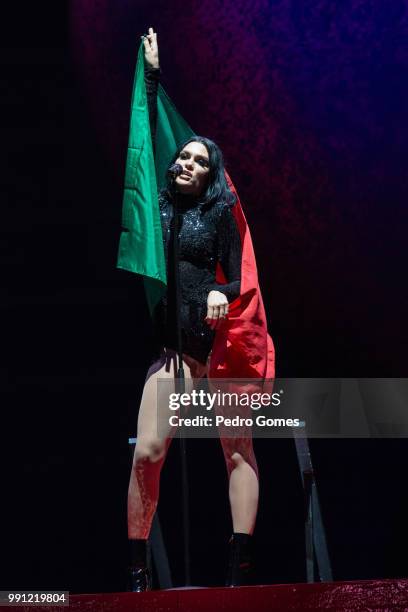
[127,353,174,540]
[220,440,259,535]
[128,349,207,539]
[208,374,259,535]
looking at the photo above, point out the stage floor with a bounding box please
[17,579,408,611]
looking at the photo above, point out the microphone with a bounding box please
[167,163,183,180]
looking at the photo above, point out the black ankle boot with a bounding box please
[225,532,254,587]
[128,539,152,592]
[128,565,152,592]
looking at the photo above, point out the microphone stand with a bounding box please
[172,187,191,586]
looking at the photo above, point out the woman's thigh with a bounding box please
[136,348,208,444]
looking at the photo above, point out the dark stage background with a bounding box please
[2,0,408,593]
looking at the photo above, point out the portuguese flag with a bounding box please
[117,42,275,379]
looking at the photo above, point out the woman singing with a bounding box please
[127,28,263,591]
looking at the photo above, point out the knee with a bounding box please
[229,450,258,479]
[225,452,245,475]
[134,439,166,465]
[231,452,244,467]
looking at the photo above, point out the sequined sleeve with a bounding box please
[144,67,160,155]
[207,204,242,302]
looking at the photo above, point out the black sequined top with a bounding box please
[145,68,242,365]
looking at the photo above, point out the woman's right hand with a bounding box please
[142,27,159,70]
[205,290,229,330]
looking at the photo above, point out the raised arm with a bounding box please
[143,27,159,70]
[142,27,160,154]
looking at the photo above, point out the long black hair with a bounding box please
[162,136,236,209]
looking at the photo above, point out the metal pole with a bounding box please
[173,196,190,586]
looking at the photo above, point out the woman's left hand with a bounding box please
[205,290,229,330]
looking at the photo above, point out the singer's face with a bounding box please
[174,142,210,196]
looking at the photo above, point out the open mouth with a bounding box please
[180,171,192,178]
